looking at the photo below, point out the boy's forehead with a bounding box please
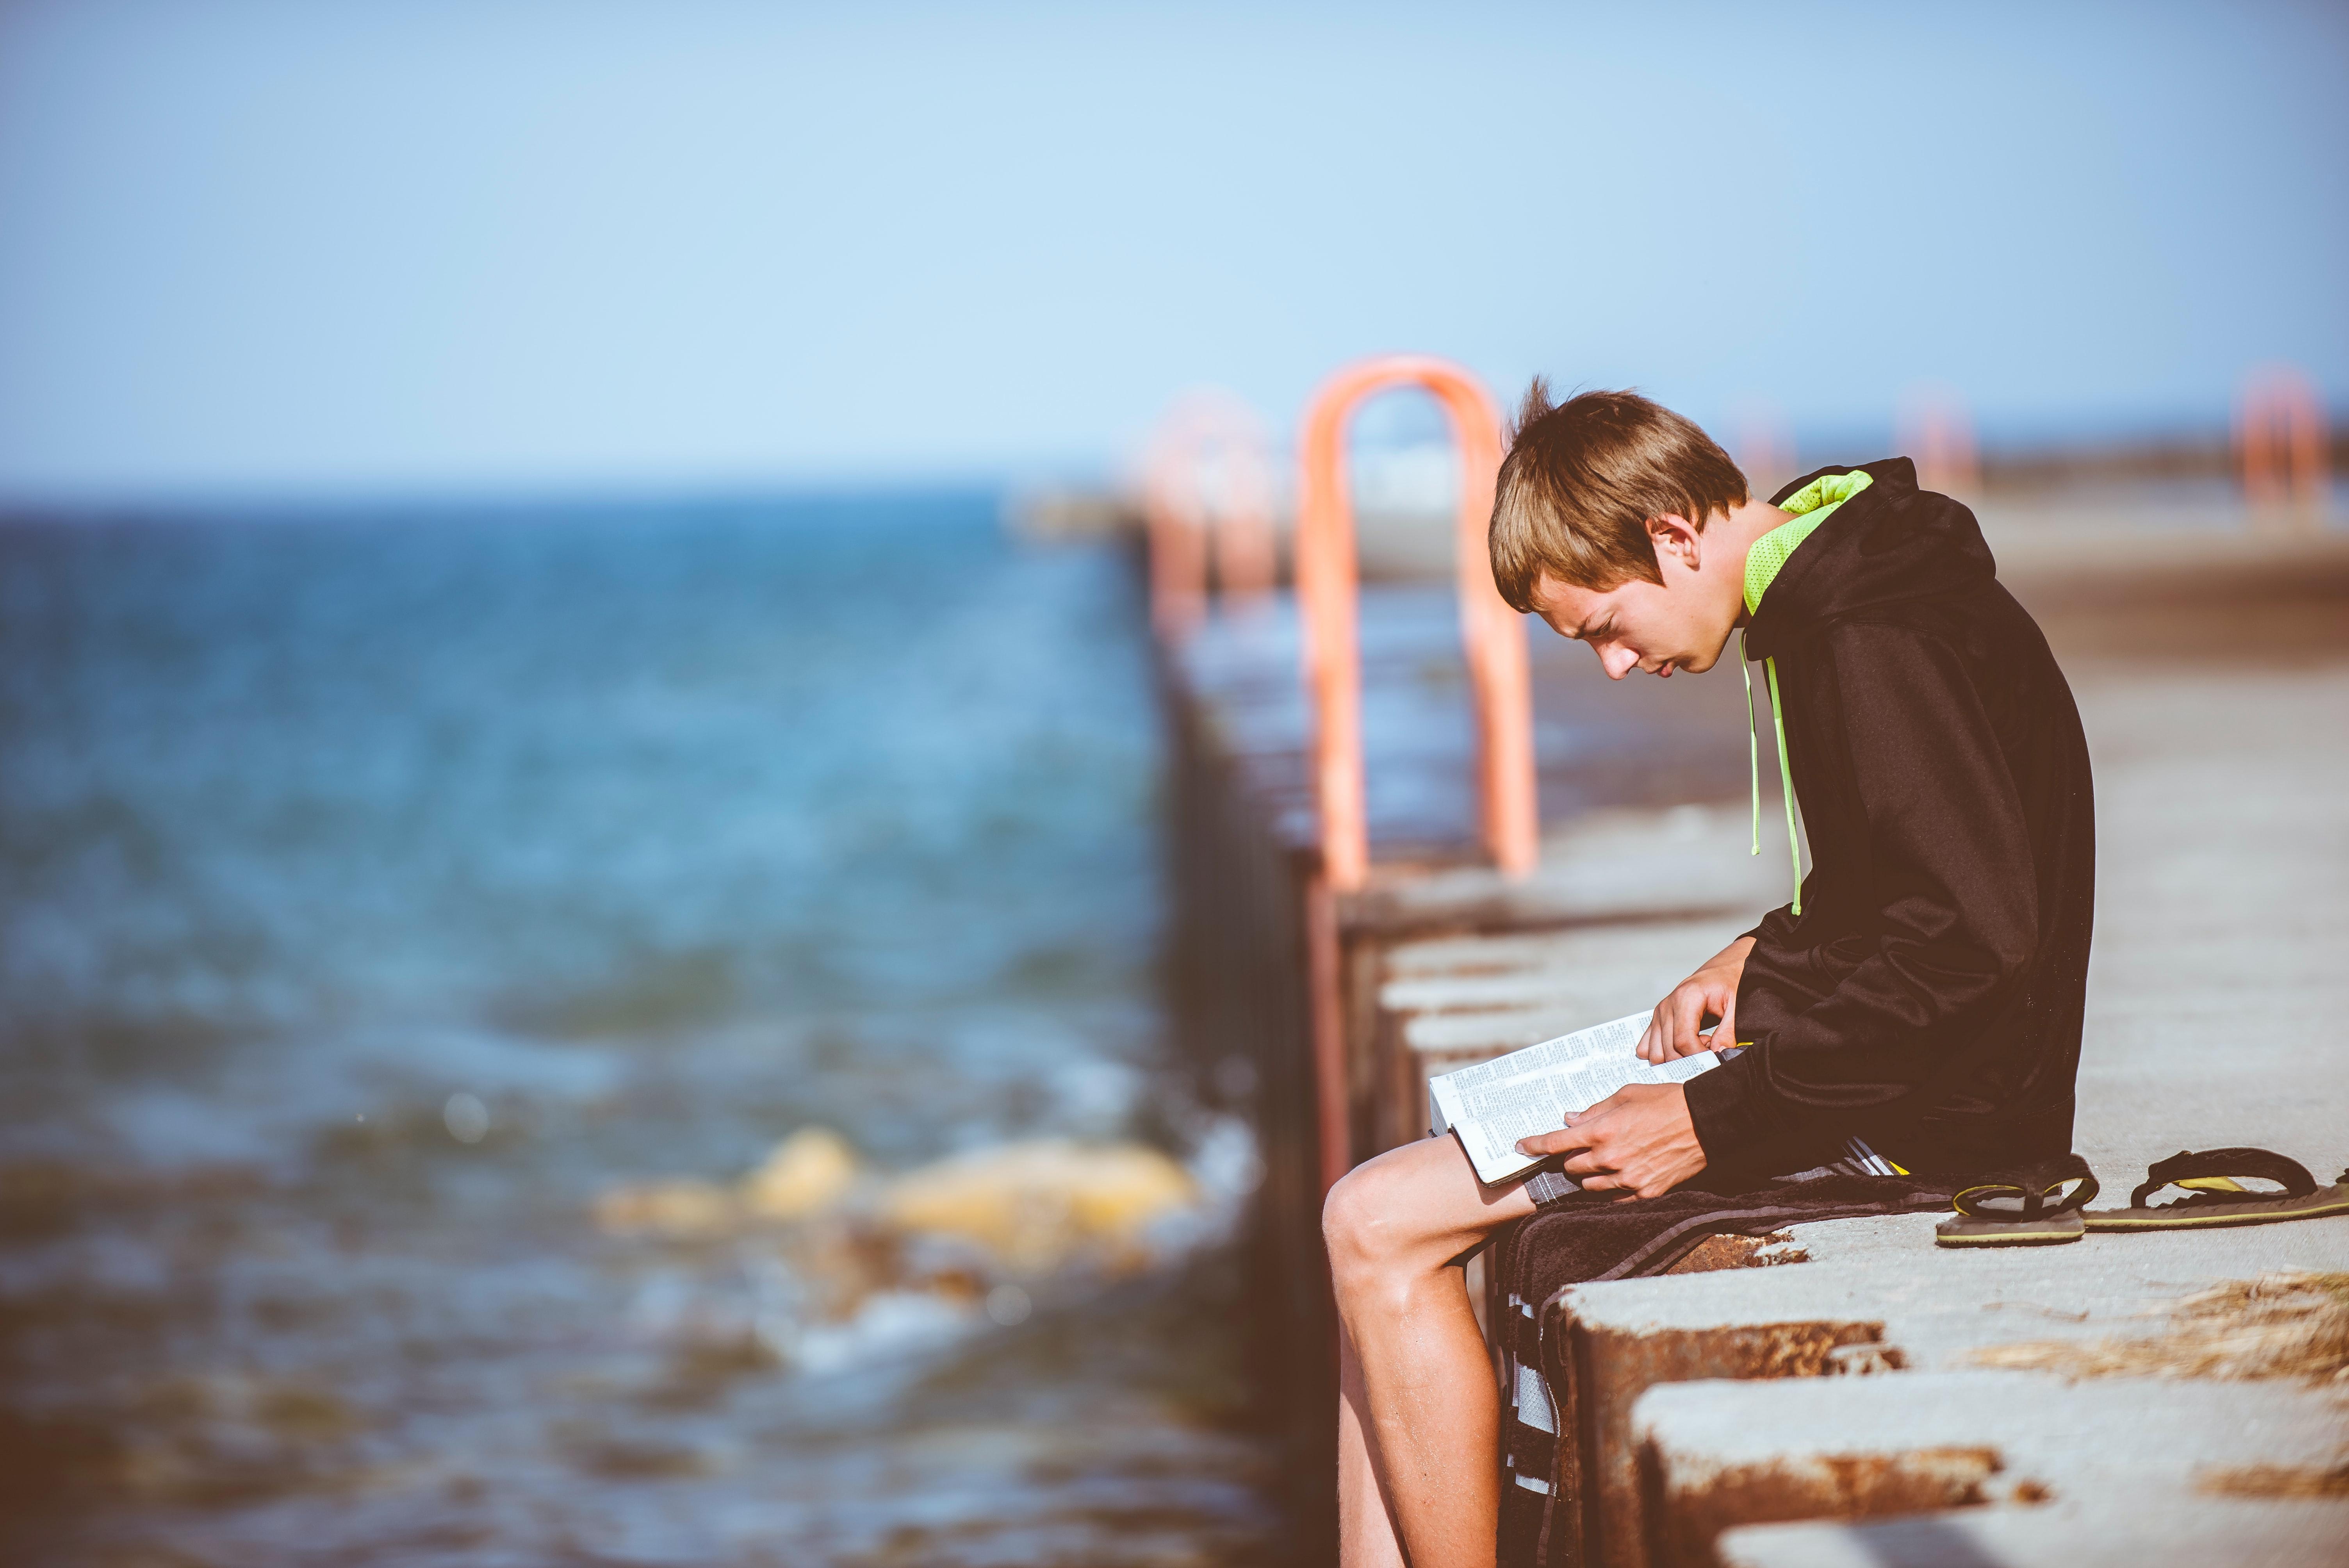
[1528,572,1622,629]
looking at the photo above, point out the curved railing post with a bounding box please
[1145,427,1209,640]
[1896,388,1980,498]
[2238,365,2329,515]
[1211,424,1277,615]
[1146,392,1279,638]
[1294,356,1538,892]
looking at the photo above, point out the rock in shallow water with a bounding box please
[880,1139,1198,1273]
[739,1127,860,1221]
[593,1130,1203,1279]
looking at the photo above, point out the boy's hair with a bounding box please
[1489,380,1750,611]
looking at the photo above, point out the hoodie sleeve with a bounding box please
[1686,621,2039,1170]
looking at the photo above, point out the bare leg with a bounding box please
[1324,1135,1538,1568]
[1337,1321,1406,1568]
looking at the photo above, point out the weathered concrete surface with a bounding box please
[1714,1495,2349,1568]
[1554,1203,2349,1565]
[1635,1371,2349,1568]
[1572,1213,2349,1360]
[1564,1312,1902,1568]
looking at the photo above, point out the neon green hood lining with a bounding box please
[1739,470,1873,916]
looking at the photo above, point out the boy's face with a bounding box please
[1526,513,1744,680]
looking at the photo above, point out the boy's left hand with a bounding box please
[1515,1083,1706,1200]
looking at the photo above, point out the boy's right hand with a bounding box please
[1638,935,1756,1064]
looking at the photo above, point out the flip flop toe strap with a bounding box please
[2129,1147,2316,1210]
[1953,1153,2100,1221]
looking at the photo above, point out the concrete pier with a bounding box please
[1159,521,2349,1564]
[1715,1498,2349,1568]
[1650,1375,2348,1568]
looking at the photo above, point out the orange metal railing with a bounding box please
[1729,400,1796,504]
[1292,357,1535,1191]
[2237,365,2330,514]
[1145,392,1278,637]
[1293,356,1537,893]
[1897,388,1980,499]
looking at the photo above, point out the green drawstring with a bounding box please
[1765,654,1802,916]
[1739,629,1803,916]
[1740,630,1760,856]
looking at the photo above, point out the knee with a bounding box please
[1321,1157,1413,1297]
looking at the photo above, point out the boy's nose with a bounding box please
[1602,645,1639,680]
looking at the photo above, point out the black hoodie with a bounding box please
[1682,458,2095,1180]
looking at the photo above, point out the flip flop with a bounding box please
[1936,1154,2100,1247]
[2082,1147,2349,1231]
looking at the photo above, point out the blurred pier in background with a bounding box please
[1133,364,2349,1564]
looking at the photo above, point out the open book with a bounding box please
[1428,1010,1723,1186]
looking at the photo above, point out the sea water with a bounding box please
[0,496,1282,1564]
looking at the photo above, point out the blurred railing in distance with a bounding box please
[1729,399,1797,503]
[1035,371,2346,560]
[1292,356,1538,893]
[1144,390,1279,638]
[1897,385,1982,500]
[2237,364,2331,525]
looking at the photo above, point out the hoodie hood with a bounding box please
[1743,457,1997,663]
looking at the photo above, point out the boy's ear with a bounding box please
[1646,513,1704,576]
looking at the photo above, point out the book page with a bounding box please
[1429,1011,1719,1186]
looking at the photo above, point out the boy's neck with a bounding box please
[1722,497,1794,625]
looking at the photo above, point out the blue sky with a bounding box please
[0,0,2343,501]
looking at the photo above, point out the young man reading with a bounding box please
[1323,385,2094,1568]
